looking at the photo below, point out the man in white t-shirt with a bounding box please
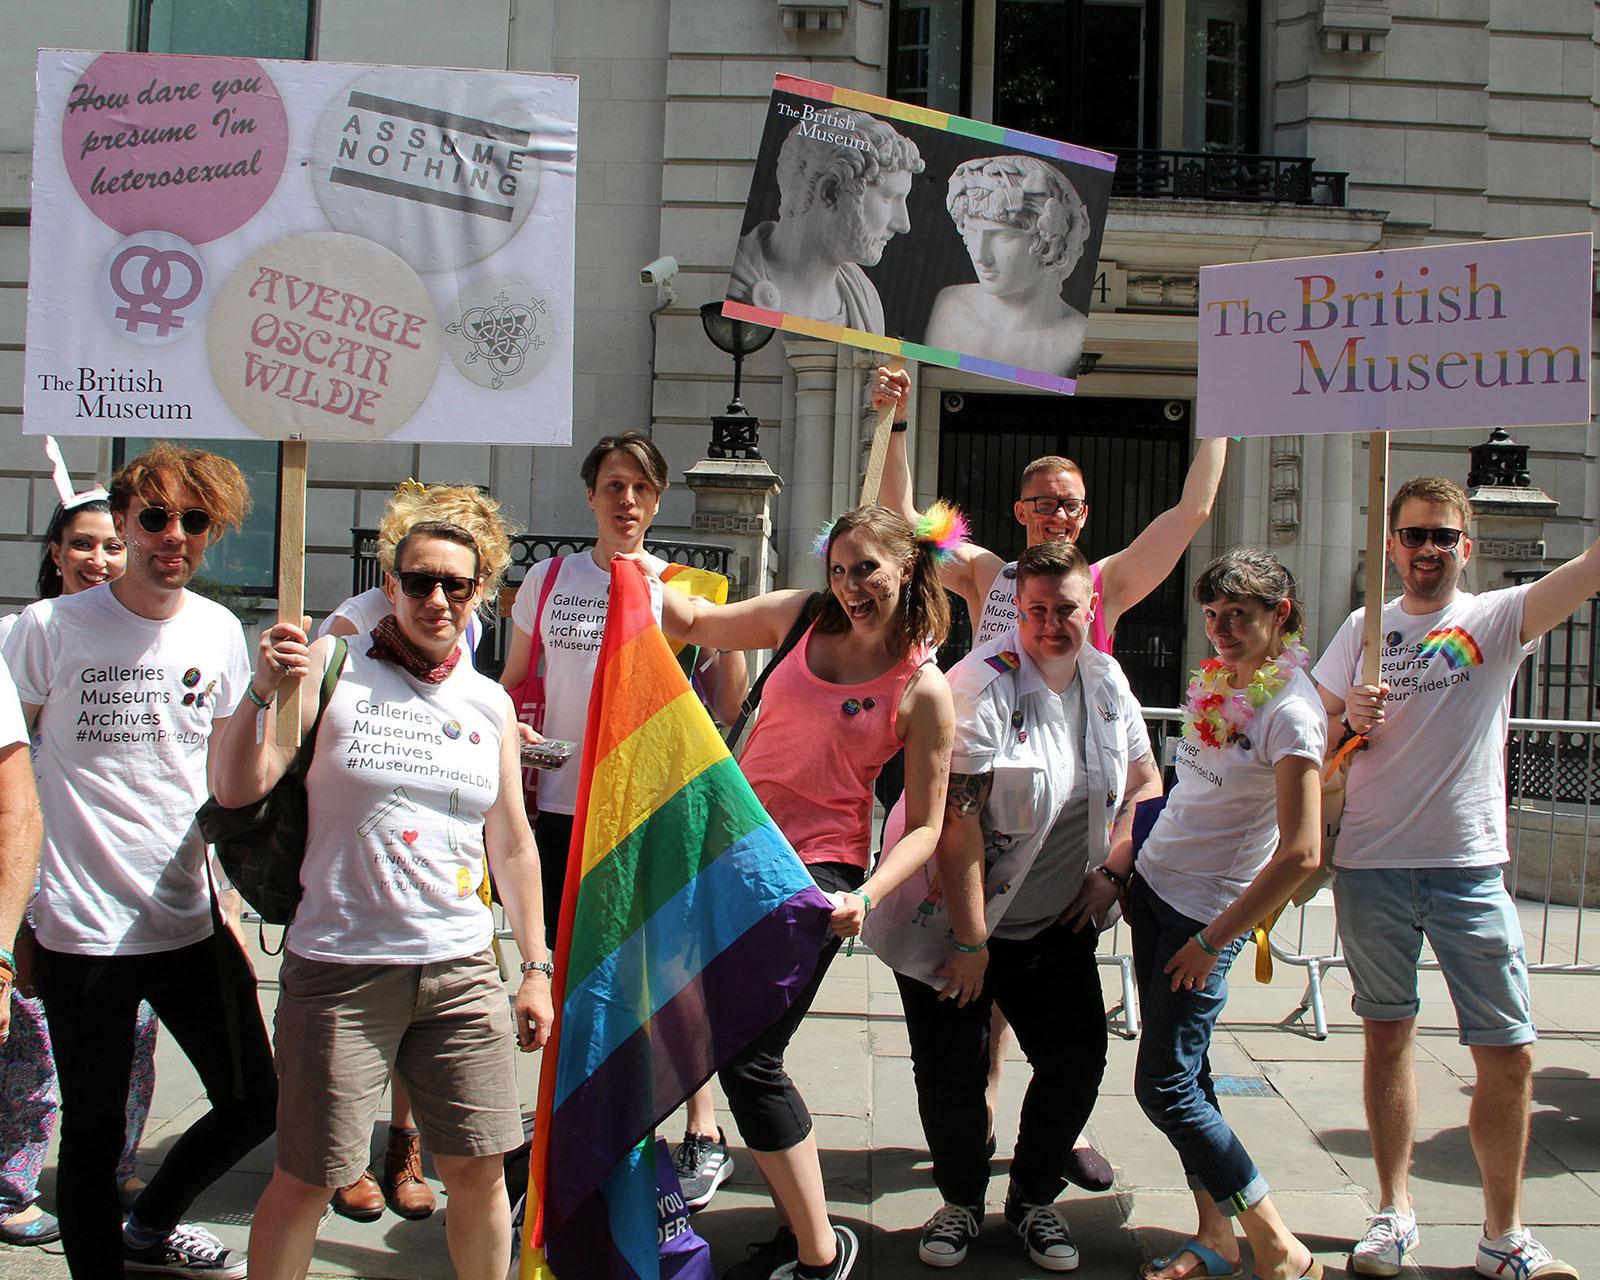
[1313,476,1595,1280]
[2,444,276,1279]
[0,663,42,1046]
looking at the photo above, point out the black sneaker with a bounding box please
[124,1223,247,1277]
[722,1225,799,1280]
[918,1203,982,1267]
[674,1127,735,1212]
[1004,1192,1079,1272]
[796,1225,859,1280]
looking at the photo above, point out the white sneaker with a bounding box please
[1350,1208,1418,1277]
[1476,1228,1579,1280]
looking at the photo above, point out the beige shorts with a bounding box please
[273,949,523,1188]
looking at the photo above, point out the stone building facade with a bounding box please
[2,0,1596,701]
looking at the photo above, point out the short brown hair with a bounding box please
[815,505,951,656]
[1014,540,1092,592]
[580,432,669,494]
[1194,548,1304,634]
[1388,476,1471,532]
[109,442,250,544]
[1019,455,1085,492]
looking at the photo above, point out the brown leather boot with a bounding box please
[382,1127,435,1220]
[331,1169,384,1222]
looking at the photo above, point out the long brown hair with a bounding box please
[813,505,951,656]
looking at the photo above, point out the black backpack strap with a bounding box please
[289,637,347,780]
[724,593,820,747]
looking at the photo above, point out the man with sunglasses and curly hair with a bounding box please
[2,443,274,1278]
[1313,475,1597,1280]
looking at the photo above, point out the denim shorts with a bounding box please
[1333,865,1535,1046]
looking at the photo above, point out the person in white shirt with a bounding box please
[1130,550,1325,1280]
[3,444,273,1279]
[0,664,43,1045]
[213,491,553,1280]
[864,540,1161,1272]
[1314,476,1593,1280]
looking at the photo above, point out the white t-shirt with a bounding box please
[974,562,1021,647]
[1139,668,1326,923]
[0,614,16,648]
[292,643,507,963]
[1312,586,1535,870]
[509,551,664,815]
[2,585,250,955]
[319,586,480,653]
[0,660,26,751]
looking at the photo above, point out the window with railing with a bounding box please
[1183,0,1259,152]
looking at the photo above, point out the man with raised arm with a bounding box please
[873,366,1226,1189]
[1314,475,1588,1280]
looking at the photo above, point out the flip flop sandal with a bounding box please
[1253,1260,1324,1280]
[1141,1239,1245,1280]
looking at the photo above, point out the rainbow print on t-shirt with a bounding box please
[985,650,1022,674]
[1418,626,1484,670]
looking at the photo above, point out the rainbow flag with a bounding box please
[521,557,834,1280]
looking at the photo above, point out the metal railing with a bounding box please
[1112,149,1348,206]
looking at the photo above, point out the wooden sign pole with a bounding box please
[1361,431,1389,687]
[275,439,308,750]
[858,355,905,507]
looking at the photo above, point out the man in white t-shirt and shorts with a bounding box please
[1313,476,1592,1280]
[3,444,276,1279]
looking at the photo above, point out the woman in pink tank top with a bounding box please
[660,505,957,1280]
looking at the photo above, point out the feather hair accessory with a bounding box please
[912,501,969,565]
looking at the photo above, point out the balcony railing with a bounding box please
[1112,149,1347,207]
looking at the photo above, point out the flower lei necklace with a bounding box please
[1181,634,1311,749]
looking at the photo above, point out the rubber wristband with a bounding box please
[1194,930,1223,958]
[246,685,274,711]
[890,421,908,433]
[852,889,872,916]
[950,937,987,954]
[1098,864,1128,890]
[0,946,14,972]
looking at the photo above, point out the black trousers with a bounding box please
[895,920,1108,1207]
[36,931,277,1278]
[534,810,576,948]
[719,861,863,1153]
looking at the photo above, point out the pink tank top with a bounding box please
[1089,562,1113,653]
[739,627,929,869]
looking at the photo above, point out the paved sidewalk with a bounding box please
[4,894,1596,1278]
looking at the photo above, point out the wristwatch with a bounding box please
[520,959,555,978]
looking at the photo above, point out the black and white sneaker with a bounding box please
[796,1225,859,1280]
[1004,1194,1079,1272]
[918,1203,982,1267]
[722,1226,799,1280]
[674,1127,735,1211]
[125,1223,247,1277]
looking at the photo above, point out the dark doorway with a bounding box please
[937,391,1191,708]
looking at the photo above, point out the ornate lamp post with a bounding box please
[699,301,775,459]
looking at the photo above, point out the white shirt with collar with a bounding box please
[863,626,1150,988]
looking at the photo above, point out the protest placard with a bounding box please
[26,48,577,446]
[1197,234,1592,439]
[721,75,1116,397]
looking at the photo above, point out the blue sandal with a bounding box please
[1141,1239,1245,1280]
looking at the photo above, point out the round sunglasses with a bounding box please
[135,505,211,536]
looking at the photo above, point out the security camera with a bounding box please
[640,256,679,287]
[1163,400,1187,422]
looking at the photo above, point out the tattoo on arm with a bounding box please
[946,771,993,818]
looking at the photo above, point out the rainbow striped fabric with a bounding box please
[521,557,834,1280]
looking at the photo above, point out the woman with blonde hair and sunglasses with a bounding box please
[213,487,553,1280]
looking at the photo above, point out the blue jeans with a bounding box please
[1128,874,1268,1216]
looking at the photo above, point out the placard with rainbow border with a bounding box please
[721,75,1116,395]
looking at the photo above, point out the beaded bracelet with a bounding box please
[950,937,987,955]
[246,685,274,711]
[1194,931,1222,958]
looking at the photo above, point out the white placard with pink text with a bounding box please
[1196,234,1592,439]
[26,48,576,444]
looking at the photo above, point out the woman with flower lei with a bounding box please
[1131,550,1327,1280]
[924,153,1092,378]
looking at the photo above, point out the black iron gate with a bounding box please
[936,391,1191,708]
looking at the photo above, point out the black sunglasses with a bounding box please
[1394,526,1463,550]
[1020,496,1087,517]
[136,505,211,536]
[395,571,478,603]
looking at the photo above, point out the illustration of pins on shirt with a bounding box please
[357,785,417,837]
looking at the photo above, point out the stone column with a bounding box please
[1466,485,1558,591]
[784,339,839,588]
[683,458,783,602]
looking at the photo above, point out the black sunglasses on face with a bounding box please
[395,571,478,603]
[136,505,212,536]
[1020,496,1087,517]
[1394,526,1464,550]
